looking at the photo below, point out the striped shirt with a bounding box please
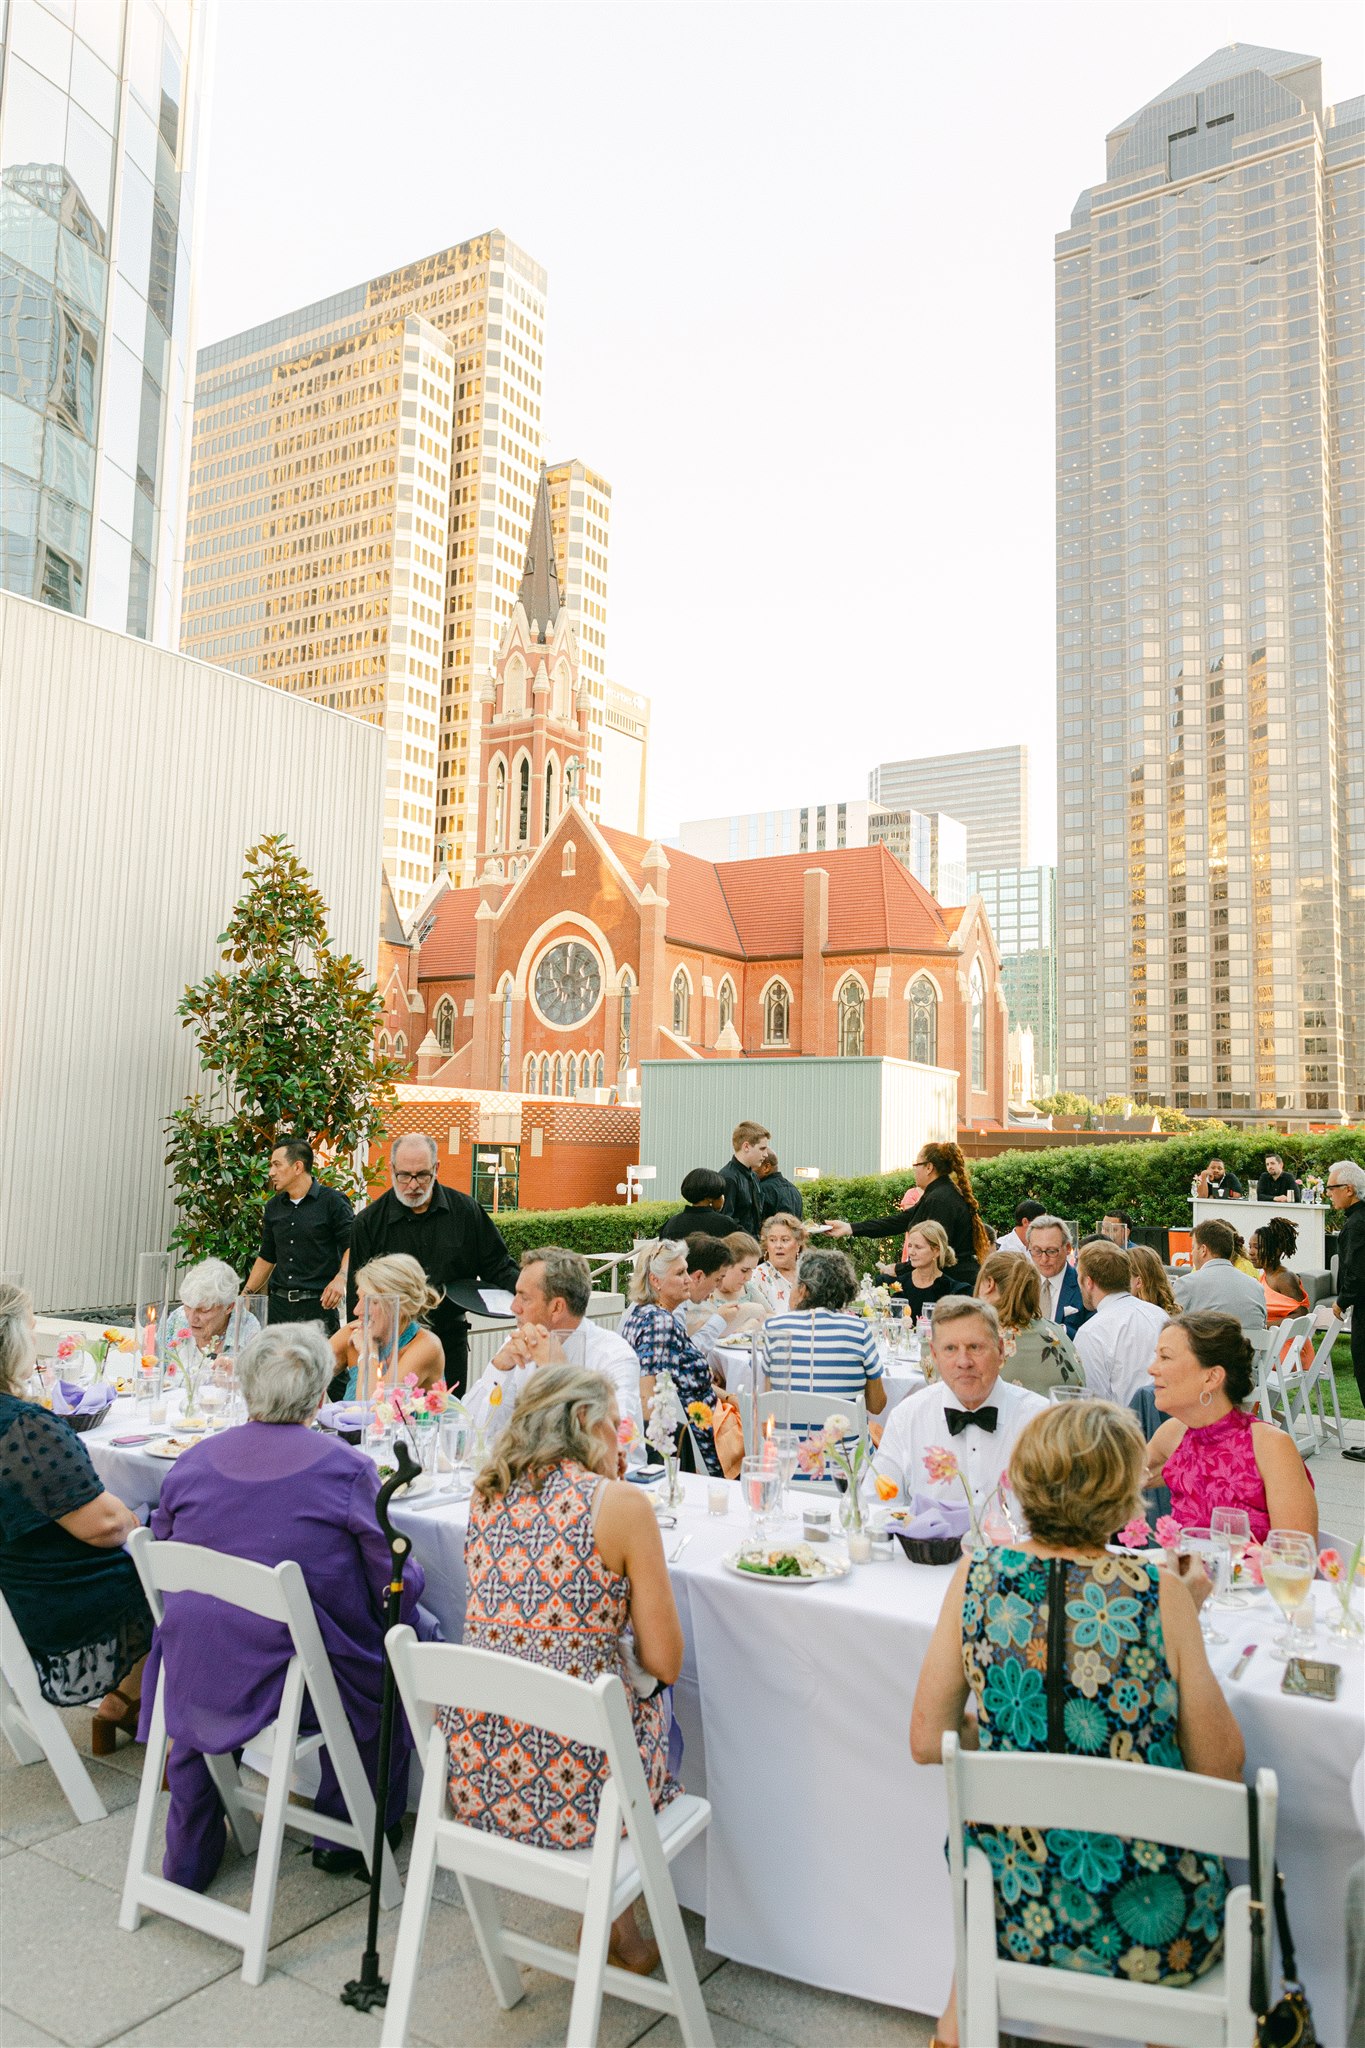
[761,1309,883,1405]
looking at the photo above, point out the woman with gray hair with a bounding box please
[619,1240,723,1475]
[446,1364,682,1975]
[164,1258,260,1362]
[0,1283,153,1753]
[144,1323,433,1892]
[759,1248,887,1415]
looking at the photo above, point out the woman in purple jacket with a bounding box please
[144,1323,433,1890]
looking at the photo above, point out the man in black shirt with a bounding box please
[717,1120,768,1238]
[1256,1152,1301,1203]
[348,1133,520,1394]
[1199,1157,1244,1199]
[244,1139,353,1334]
[756,1149,805,1221]
[659,1169,736,1242]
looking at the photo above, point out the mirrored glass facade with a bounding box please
[969,864,1058,1096]
[1056,47,1363,1121]
[868,746,1028,872]
[0,0,204,644]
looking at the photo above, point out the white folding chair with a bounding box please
[749,1388,868,1495]
[382,1627,713,2048]
[1295,1309,1348,1453]
[943,1731,1277,2047]
[0,1590,108,1825]
[1251,1325,1301,1435]
[119,1530,402,1984]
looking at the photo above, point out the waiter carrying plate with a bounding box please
[348,1133,520,1395]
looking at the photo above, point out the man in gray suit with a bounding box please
[1174,1218,1267,1332]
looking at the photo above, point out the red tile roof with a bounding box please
[413,883,478,979]
[601,831,955,958]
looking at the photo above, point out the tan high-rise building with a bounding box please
[545,458,611,814]
[1055,47,1362,1121]
[601,682,651,835]
[181,229,548,890]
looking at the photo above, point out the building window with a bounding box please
[377,1030,391,1055]
[593,1052,606,1089]
[539,1054,551,1095]
[394,1032,407,1057]
[491,760,506,849]
[579,1053,591,1091]
[552,1053,564,1096]
[517,757,530,844]
[499,983,513,1090]
[672,969,690,1038]
[562,839,576,876]
[523,1053,538,1093]
[544,757,556,836]
[566,1052,578,1098]
[764,981,790,1046]
[717,977,736,1036]
[433,996,455,1055]
[970,961,986,1092]
[619,974,634,1074]
[908,976,937,1065]
[837,977,865,1058]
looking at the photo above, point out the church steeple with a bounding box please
[516,468,561,641]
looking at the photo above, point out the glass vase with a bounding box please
[663,1453,684,1509]
[1327,1593,1363,1642]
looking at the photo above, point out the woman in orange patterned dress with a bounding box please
[444,1364,683,1974]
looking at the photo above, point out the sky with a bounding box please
[195,0,1361,860]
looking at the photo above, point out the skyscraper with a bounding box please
[182,230,549,887]
[868,746,1028,871]
[0,0,207,644]
[969,865,1058,1098]
[1056,47,1362,1120]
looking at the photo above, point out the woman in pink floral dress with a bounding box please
[444,1363,683,1973]
[1146,1312,1317,1543]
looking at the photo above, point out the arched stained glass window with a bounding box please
[544,757,556,836]
[717,977,735,1035]
[619,974,634,1074]
[593,1053,605,1089]
[517,757,530,844]
[970,962,986,1092]
[671,970,690,1038]
[491,759,506,849]
[764,982,790,1046]
[523,1053,538,1093]
[837,977,865,1058]
[539,1055,551,1095]
[433,997,455,1055]
[908,976,937,1066]
[499,983,513,1090]
[552,1054,564,1096]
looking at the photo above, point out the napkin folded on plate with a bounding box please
[902,1492,972,1542]
[50,1379,116,1418]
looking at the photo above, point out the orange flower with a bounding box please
[687,1401,714,1430]
[874,1474,899,1502]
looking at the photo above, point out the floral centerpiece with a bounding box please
[54,1327,135,1386]
[797,1413,875,1533]
[646,1371,686,1507]
[167,1323,214,1418]
[851,1281,895,1320]
[1318,1537,1365,1641]
[1301,1172,1325,1206]
[922,1446,1017,1552]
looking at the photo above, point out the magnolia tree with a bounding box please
[165,835,403,1272]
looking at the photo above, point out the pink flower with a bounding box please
[1242,1544,1264,1587]
[617,1416,638,1447]
[796,1439,827,1478]
[55,1335,79,1358]
[1318,1549,1344,1582]
[923,1445,961,1486]
[1117,1517,1152,1550]
[1155,1515,1183,1549]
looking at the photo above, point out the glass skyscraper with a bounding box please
[969,865,1058,1098]
[0,0,206,645]
[1056,45,1362,1121]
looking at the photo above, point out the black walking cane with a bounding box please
[342,1435,420,2013]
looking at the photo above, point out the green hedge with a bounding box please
[487,1129,1365,1288]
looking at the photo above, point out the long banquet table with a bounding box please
[85,1406,1364,2036]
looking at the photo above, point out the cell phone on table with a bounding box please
[626,1467,664,1485]
[1281,1657,1340,1701]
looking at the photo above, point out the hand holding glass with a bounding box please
[1178,1528,1229,1645]
[1210,1506,1253,1606]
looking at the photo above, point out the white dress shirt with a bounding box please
[1073,1289,1168,1405]
[464,1318,644,1448]
[868,1377,1048,1513]
[996,1230,1030,1259]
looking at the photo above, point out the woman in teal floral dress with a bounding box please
[912,1400,1246,2048]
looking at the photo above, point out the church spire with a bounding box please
[516,467,562,641]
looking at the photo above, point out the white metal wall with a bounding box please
[0,594,385,1310]
[876,1059,959,1172]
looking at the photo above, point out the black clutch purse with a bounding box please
[1247,1784,1316,2047]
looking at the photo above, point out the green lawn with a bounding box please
[1333,1338,1363,1422]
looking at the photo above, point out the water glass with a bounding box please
[771,1427,800,1519]
[438,1411,472,1496]
[1261,1529,1317,1661]
[1210,1507,1253,1606]
[1178,1527,1230,1645]
[1048,1385,1088,1403]
[134,1363,162,1421]
[741,1455,781,1542]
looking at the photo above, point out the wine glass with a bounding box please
[1178,1528,1230,1646]
[1210,1507,1253,1607]
[770,1427,800,1521]
[741,1455,781,1548]
[1260,1529,1317,1662]
[439,1412,472,1496]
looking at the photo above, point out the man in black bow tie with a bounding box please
[868,1296,1048,1512]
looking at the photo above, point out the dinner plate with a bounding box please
[722,1547,852,1586]
[145,1435,204,1460]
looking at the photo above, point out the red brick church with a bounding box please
[377,473,1008,1161]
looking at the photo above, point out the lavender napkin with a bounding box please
[51,1379,116,1418]
[902,1492,972,1542]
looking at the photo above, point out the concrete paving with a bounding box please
[0,1711,936,2048]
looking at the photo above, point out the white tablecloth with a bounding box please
[86,1419,1364,2033]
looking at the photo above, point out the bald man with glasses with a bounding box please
[347,1133,520,1394]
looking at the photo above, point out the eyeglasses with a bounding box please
[394,1170,435,1186]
